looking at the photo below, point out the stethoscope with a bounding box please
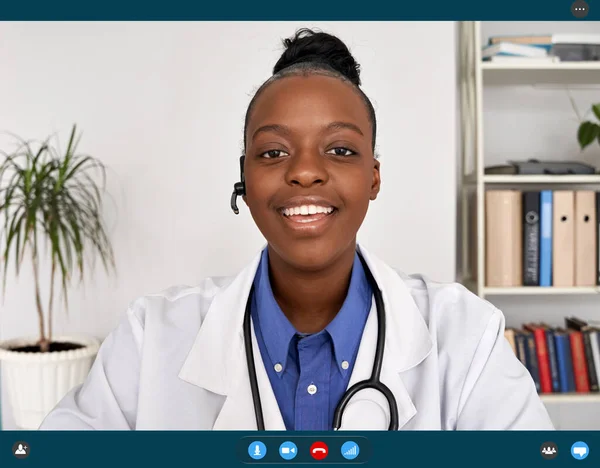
[230,155,399,431]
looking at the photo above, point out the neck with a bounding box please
[267,242,357,334]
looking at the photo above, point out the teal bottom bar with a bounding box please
[0,430,597,467]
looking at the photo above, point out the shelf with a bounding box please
[541,393,600,404]
[481,61,600,85]
[481,62,600,71]
[484,174,600,184]
[483,287,600,296]
[464,174,600,185]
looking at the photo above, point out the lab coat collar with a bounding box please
[178,243,433,430]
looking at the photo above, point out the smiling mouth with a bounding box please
[280,205,336,224]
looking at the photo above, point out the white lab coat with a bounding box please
[39,245,554,430]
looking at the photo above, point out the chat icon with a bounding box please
[571,441,589,460]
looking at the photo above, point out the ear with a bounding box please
[370,158,381,200]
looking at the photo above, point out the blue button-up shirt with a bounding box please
[251,248,372,430]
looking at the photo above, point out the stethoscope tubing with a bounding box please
[243,251,399,431]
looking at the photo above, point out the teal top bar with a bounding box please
[0,0,597,20]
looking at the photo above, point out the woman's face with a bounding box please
[244,74,380,270]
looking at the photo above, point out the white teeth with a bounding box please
[282,205,334,217]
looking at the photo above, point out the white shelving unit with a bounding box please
[458,21,600,405]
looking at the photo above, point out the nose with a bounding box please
[285,148,329,188]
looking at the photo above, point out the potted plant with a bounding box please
[577,103,600,152]
[0,124,115,429]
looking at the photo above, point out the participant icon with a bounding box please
[540,442,558,460]
[12,442,30,459]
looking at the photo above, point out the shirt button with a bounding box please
[341,360,349,370]
[307,384,317,395]
[274,363,283,373]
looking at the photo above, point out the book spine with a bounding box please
[523,192,541,285]
[591,331,600,389]
[533,328,552,392]
[570,331,590,392]
[515,332,528,367]
[583,330,599,392]
[525,332,541,392]
[485,191,522,286]
[555,333,575,392]
[540,191,553,287]
[545,329,560,392]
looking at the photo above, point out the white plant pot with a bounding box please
[0,335,100,429]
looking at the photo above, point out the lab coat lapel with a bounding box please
[211,321,286,430]
[338,245,433,431]
[178,243,432,431]
[178,247,286,430]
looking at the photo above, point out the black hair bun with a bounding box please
[273,28,361,86]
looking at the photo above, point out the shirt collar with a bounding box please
[252,248,297,377]
[325,252,372,375]
[252,247,372,377]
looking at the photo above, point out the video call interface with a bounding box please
[0,4,599,467]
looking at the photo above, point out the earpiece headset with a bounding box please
[230,155,246,214]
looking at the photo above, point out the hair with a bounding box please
[243,28,377,152]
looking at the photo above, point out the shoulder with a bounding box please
[124,275,236,333]
[394,270,504,345]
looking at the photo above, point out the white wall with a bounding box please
[0,22,457,429]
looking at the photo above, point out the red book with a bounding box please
[525,324,552,393]
[569,331,590,392]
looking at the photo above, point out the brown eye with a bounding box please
[327,147,356,157]
[261,149,288,159]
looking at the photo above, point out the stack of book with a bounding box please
[484,33,600,63]
[505,317,600,394]
[485,190,598,287]
[482,42,558,64]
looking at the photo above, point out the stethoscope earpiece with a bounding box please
[231,155,246,215]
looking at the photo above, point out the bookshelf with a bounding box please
[458,21,600,299]
[458,22,600,407]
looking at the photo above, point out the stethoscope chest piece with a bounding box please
[332,397,392,430]
[243,250,399,431]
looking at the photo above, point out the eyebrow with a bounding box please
[326,121,364,136]
[251,121,364,142]
[251,124,291,142]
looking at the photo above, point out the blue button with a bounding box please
[571,441,589,460]
[248,441,267,460]
[341,441,360,460]
[279,441,298,460]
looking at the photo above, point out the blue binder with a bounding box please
[539,190,553,287]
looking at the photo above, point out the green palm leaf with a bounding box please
[0,124,116,351]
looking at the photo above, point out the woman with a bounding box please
[40,28,554,431]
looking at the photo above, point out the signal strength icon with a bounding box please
[341,441,360,460]
[344,446,357,456]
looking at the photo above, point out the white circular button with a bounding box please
[341,360,349,370]
[307,384,317,395]
[274,363,283,373]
